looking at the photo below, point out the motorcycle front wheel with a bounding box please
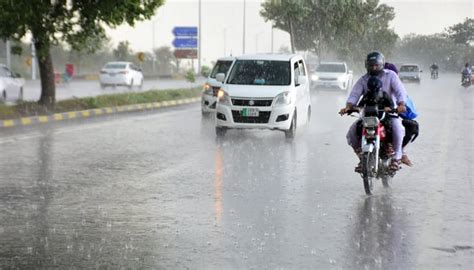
[361,152,375,195]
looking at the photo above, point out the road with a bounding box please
[20,77,206,102]
[0,73,472,269]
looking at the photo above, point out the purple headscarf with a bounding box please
[384,62,398,74]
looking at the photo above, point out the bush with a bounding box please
[185,69,196,83]
[200,65,211,77]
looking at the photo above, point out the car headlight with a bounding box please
[274,91,292,106]
[217,89,231,106]
[311,75,319,81]
[202,83,212,94]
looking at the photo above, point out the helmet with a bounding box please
[384,62,398,74]
[365,51,385,76]
[466,63,470,67]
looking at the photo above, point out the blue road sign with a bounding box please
[172,38,198,48]
[172,26,198,37]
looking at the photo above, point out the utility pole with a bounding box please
[6,39,11,69]
[152,20,156,74]
[271,26,274,53]
[242,0,246,54]
[223,28,227,56]
[198,0,201,75]
[31,38,37,80]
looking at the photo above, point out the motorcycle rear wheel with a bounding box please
[362,152,375,195]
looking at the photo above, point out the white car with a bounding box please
[201,57,234,114]
[0,64,25,102]
[99,61,144,89]
[399,64,422,83]
[310,62,353,91]
[215,54,312,139]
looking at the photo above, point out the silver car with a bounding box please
[99,61,144,89]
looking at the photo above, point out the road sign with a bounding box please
[174,49,197,59]
[172,38,198,48]
[172,27,198,37]
[137,52,145,62]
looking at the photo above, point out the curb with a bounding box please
[0,97,201,129]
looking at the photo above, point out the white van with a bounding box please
[215,54,312,139]
[201,57,234,114]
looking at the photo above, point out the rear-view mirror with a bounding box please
[216,73,226,83]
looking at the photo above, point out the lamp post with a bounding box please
[242,0,246,54]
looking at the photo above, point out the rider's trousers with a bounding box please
[346,117,405,160]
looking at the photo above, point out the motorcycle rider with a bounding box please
[339,51,407,172]
[461,62,472,83]
[430,63,439,78]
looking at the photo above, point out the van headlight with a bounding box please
[274,91,292,106]
[202,83,212,95]
[217,89,231,106]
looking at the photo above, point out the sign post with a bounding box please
[172,26,198,72]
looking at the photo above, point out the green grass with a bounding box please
[0,87,202,120]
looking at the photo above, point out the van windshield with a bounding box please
[315,63,346,73]
[227,60,290,85]
[210,60,233,78]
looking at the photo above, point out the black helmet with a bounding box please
[367,76,383,92]
[365,51,385,76]
[466,63,470,67]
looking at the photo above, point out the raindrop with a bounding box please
[27,247,33,254]
[311,249,317,255]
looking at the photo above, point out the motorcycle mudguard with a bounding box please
[362,143,374,153]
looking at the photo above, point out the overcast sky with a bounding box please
[106,0,473,66]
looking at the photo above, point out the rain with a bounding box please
[0,0,473,269]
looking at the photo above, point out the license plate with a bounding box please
[241,107,259,117]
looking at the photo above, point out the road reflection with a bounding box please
[348,193,413,269]
[214,144,223,225]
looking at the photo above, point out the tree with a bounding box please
[446,18,474,46]
[153,46,174,76]
[113,41,132,61]
[0,0,164,108]
[260,0,398,62]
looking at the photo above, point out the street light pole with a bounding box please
[242,0,246,54]
[198,0,201,75]
[271,26,274,53]
[152,20,156,73]
[223,28,227,56]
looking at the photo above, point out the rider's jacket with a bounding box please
[347,69,407,108]
[462,67,472,76]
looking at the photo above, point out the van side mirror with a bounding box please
[216,73,226,83]
[296,75,307,86]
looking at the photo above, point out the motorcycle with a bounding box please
[461,72,471,88]
[345,106,398,195]
[430,69,438,79]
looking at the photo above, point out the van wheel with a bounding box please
[285,110,297,139]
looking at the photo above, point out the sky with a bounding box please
[106,0,473,67]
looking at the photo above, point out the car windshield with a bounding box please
[210,60,233,78]
[400,65,418,72]
[227,60,290,85]
[105,64,127,69]
[316,64,346,73]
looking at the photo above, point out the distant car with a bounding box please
[201,57,234,114]
[215,54,312,139]
[310,62,353,91]
[399,64,422,83]
[0,64,25,102]
[99,61,144,89]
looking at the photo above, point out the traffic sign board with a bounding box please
[172,26,198,37]
[174,49,197,59]
[172,38,198,48]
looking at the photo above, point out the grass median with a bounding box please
[0,87,202,120]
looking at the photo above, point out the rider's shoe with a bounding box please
[389,159,402,172]
[385,143,394,156]
[354,148,363,173]
[401,154,413,167]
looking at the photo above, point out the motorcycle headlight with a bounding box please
[217,89,231,106]
[274,91,292,106]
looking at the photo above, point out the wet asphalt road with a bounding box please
[0,73,472,269]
